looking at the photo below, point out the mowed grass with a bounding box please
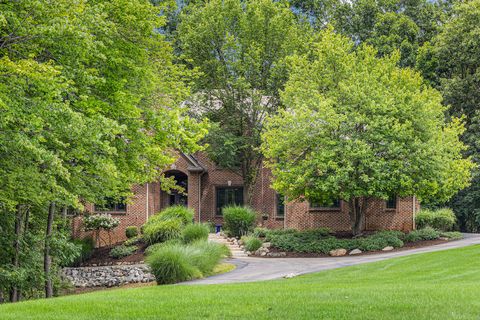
[1,245,480,320]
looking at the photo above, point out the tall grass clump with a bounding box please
[142,206,194,245]
[182,223,210,243]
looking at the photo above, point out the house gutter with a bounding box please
[284,196,287,229]
[198,171,206,223]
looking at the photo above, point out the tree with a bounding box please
[0,0,205,301]
[261,28,473,235]
[176,0,310,203]
[419,0,480,231]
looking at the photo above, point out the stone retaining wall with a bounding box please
[63,264,155,288]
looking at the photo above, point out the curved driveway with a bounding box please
[184,233,480,285]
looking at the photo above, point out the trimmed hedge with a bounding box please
[125,226,139,239]
[223,206,256,237]
[182,224,210,244]
[415,208,456,231]
[146,241,230,284]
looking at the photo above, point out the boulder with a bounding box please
[284,273,298,279]
[349,249,362,255]
[266,252,287,257]
[382,246,394,251]
[262,242,272,248]
[329,248,347,257]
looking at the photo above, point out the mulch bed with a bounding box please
[263,238,450,258]
[78,242,148,267]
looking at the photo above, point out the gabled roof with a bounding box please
[181,152,205,173]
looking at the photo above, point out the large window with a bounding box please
[386,195,397,209]
[95,197,127,212]
[216,187,244,215]
[276,193,285,218]
[309,199,341,209]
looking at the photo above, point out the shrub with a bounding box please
[223,206,256,237]
[357,231,404,251]
[124,235,142,246]
[83,214,120,231]
[143,218,183,245]
[147,246,202,284]
[125,226,139,239]
[144,239,181,256]
[146,241,229,284]
[416,208,456,231]
[71,237,95,266]
[243,237,262,252]
[182,224,209,244]
[440,231,463,240]
[156,206,194,225]
[404,227,440,242]
[109,245,137,259]
[253,227,268,238]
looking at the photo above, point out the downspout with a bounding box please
[198,172,206,223]
[284,196,287,230]
[146,183,149,222]
[412,195,416,230]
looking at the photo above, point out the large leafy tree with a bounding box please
[0,0,204,301]
[261,29,473,235]
[176,0,309,203]
[417,0,480,231]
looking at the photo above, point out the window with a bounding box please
[386,196,397,209]
[310,199,341,209]
[95,197,127,212]
[216,187,244,215]
[276,193,285,218]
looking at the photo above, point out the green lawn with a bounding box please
[2,246,480,320]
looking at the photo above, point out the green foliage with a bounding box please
[143,218,184,245]
[182,224,210,244]
[71,237,95,266]
[243,237,263,252]
[125,226,139,239]
[177,0,310,198]
[142,206,194,245]
[267,229,404,254]
[356,231,404,251]
[404,227,440,242]
[262,28,474,234]
[415,208,456,231]
[223,206,257,237]
[440,231,463,240]
[154,206,194,225]
[252,227,269,238]
[144,239,182,256]
[124,236,142,247]
[146,241,229,284]
[109,245,138,259]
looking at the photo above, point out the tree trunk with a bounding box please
[9,205,23,303]
[44,202,55,298]
[348,197,366,236]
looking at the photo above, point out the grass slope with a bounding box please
[2,245,480,320]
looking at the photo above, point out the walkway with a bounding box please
[184,233,480,285]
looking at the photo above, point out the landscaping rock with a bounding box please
[260,251,267,256]
[63,265,154,288]
[284,273,298,279]
[439,237,449,241]
[262,242,271,248]
[382,246,394,251]
[329,248,347,256]
[266,252,287,257]
[349,249,362,255]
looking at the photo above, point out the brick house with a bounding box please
[72,152,419,245]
